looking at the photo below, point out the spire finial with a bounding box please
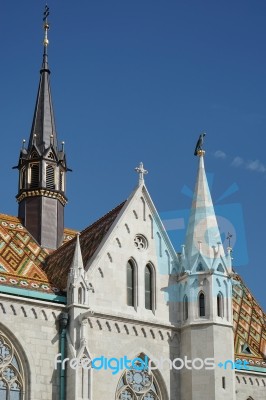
[43,4,50,48]
[226,232,233,254]
[42,5,50,71]
[135,162,148,185]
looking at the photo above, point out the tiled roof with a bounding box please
[43,201,126,290]
[0,213,77,296]
[0,214,57,295]
[233,274,266,370]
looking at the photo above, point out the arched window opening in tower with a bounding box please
[183,295,188,321]
[217,292,224,317]
[199,292,205,317]
[46,165,55,190]
[21,168,26,190]
[59,171,64,191]
[30,164,39,189]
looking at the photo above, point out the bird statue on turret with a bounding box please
[194,132,206,156]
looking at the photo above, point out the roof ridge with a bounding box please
[0,214,21,222]
[80,200,126,236]
[234,272,266,319]
[46,200,126,261]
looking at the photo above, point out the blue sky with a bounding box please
[1,1,266,310]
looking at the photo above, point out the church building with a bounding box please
[0,7,265,400]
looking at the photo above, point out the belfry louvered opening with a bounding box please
[46,165,55,189]
[30,164,39,188]
[59,171,64,191]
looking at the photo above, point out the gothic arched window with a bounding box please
[145,264,153,310]
[127,260,135,307]
[0,330,25,400]
[217,292,224,317]
[116,354,162,399]
[199,292,205,317]
[78,285,85,304]
[196,262,204,272]
[30,164,39,189]
[20,168,26,190]
[183,295,188,320]
[217,263,225,273]
[46,165,55,190]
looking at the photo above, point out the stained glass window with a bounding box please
[116,355,162,400]
[0,331,24,400]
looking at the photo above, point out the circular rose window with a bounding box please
[134,235,148,251]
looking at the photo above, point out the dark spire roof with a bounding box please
[28,17,58,153]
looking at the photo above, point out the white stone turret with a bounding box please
[179,149,235,400]
[67,234,89,306]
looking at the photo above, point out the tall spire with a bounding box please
[28,5,57,153]
[185,150,224,268]
[16,6,68,250]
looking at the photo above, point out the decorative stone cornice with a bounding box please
[16,189,67,206]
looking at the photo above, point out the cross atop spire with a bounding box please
[135,162,148,185]
[42,5,50,71]
[43,5,50,45]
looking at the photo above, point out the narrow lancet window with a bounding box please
[145,264,153,310]
[199,292,205,317]
[46,165,55,189]
[30,164,39,188]
[127,261,135,307]
[183,295,188,320]
[217,292,223,317]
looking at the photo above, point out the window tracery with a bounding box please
[0,331,24,400]
[116,356,162,400]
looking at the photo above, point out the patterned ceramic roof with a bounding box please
[44,201,126,290]
[0,213,76,296]
[233,273,266,370]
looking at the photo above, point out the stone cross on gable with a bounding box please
[135,162,148,185]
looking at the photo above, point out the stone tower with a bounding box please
[178,149,236,400]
